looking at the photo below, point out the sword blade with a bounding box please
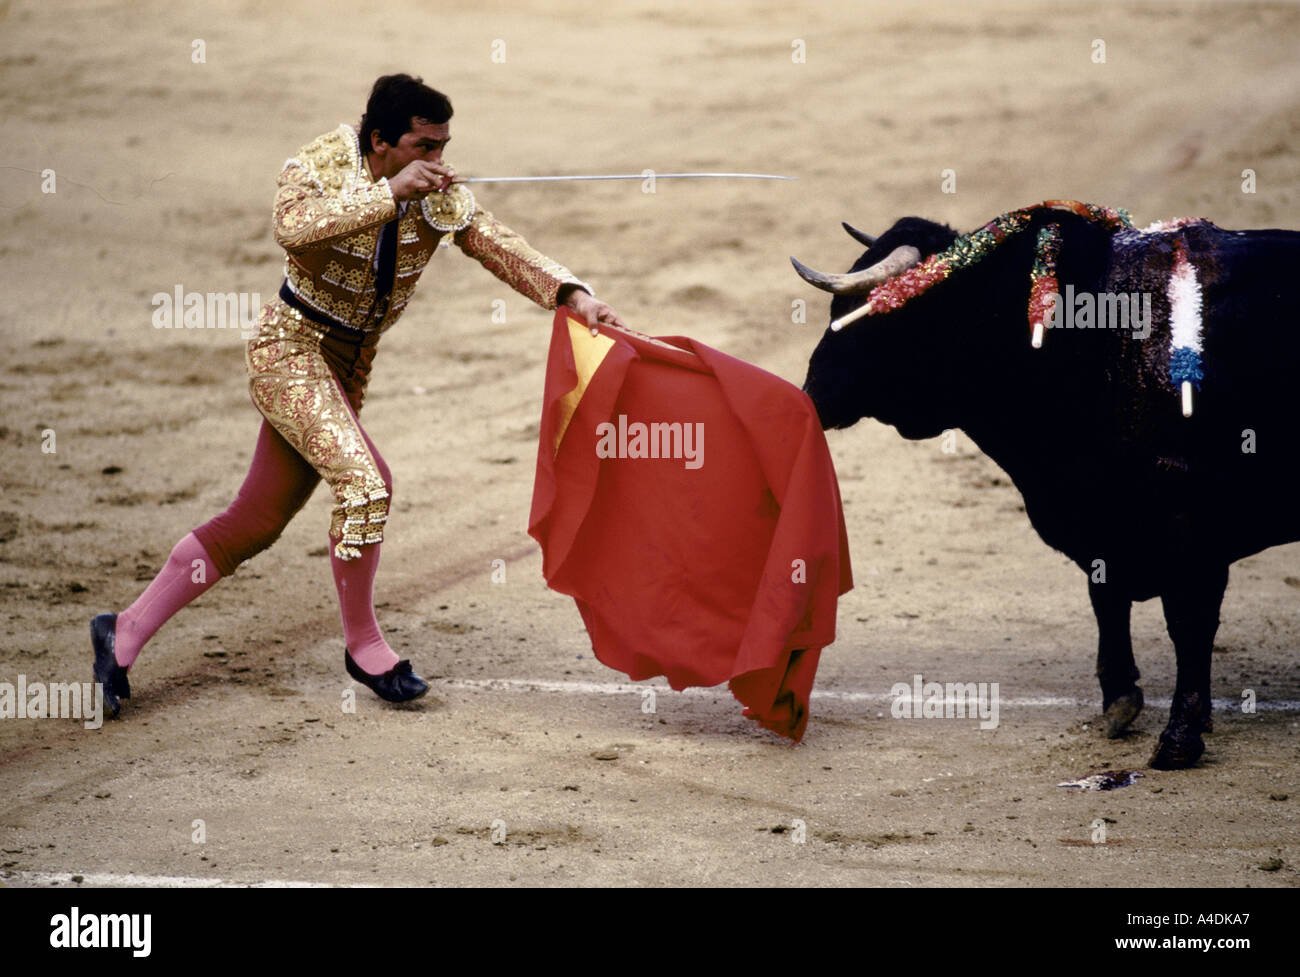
[459,172,796,184]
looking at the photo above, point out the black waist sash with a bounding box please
[278,280,379,347]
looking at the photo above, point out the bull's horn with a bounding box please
[841,221,876,248]
[789,245,922,295]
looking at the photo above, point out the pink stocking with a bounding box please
[113,533,220,668]
[330,540,399,675]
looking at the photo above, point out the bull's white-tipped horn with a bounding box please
[841,221,877,248]
[789,245,922,295]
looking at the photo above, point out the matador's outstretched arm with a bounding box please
[453,206,592,312]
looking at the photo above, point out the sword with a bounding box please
[456,172,795,184]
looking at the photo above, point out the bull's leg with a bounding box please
[1089,579,1142,737]
[1149,563,1228,770]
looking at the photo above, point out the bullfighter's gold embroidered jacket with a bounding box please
[273,123,588,334]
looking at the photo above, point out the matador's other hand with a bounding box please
[565,289,627,330]
[388,159,456,201]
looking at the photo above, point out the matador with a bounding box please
[91,73,626,710]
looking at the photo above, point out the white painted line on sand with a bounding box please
[0,869,368,889]
[438,678,1300,712]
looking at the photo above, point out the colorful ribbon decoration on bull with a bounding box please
[850,200,1136,349]
[1166,237,1204,417]
[832,199,1218,418]
[1027,223,1063,349]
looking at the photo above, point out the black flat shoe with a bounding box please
[90,613,130,719]
[344,649,428,703]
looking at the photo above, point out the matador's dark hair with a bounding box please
[360,74,453,149]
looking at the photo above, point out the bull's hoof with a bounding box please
[1148,725,1205,770]
[1103,687,1144,738]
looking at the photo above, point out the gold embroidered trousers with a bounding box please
[245,297,389,560]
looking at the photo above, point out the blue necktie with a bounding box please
[373,217,398,319]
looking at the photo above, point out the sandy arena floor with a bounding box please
[0,0,1297,887]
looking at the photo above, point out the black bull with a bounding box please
[798,210,1300,769]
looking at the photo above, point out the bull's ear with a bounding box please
[842,221,876,248]
[879,217,959,259]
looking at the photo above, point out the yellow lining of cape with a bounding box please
[554,315,615,455]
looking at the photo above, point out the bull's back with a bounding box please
[1181,226,1300,561]
[1030,224,1300,578]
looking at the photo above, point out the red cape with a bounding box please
[528,310,852,740]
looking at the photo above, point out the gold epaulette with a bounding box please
[284,124,363,194]
[421,182,476,232]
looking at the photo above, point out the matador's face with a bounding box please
[368,117,450,179]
